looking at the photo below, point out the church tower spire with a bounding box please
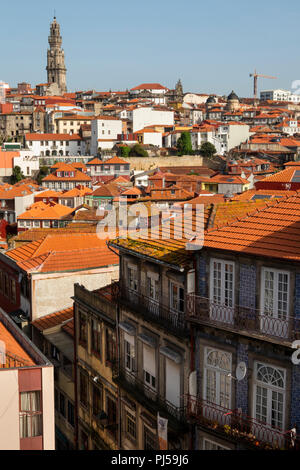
[46,17,67,94]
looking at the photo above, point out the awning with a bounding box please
[138,333,156,348]
[119,321,136,336]
[160,346,182,364]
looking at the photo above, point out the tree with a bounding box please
[37,166,50,185]
[199,142,217,159]
[176,132,193,156]
[128,144,148,158]
[120,145,131,159]
[10,166,25,184]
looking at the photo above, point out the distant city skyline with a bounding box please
[2,0,300,97]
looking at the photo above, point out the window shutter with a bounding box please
[124,332,134,347]
[143,344,156,376]
[187,269,195,294]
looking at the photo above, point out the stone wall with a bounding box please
[126,155,204,171]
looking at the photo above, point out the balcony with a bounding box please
[186,295,300,343]
[118,285,189,337]
[114,365,186,428]
[186,395,300,450]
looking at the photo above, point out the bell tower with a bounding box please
[46,17,67,94]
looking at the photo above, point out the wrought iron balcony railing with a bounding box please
[186,395,300,450]
[186,295,300,342]
[114,365,185,424]
[118,285,189,336]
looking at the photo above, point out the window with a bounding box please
[203,439,229,450]
[43,221,50,228]
[79,371,88,407]
[79,312,87,346]
[128,266,138,292]
[261,268,290,338]
[143,344,156,390]
[204,347,231,409]
[92,383,102,417]
[60,393,66,417]
[253,362,285,431]
[170,281,184,313]
[19,391,42,438]
[106,396,117,440]
[67,401,75,427]
[54,388,59,411]
[106,329,116,366]
[91,319,102,358]
[147,276,159,301]
[144,426,157,450]
[124,333,135,372]
[10,279,16,304]
[4,274,9,297]
[210,258,235,325]
[125,410,136,441]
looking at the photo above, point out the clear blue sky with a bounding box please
[1,0,300,97]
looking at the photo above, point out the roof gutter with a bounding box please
[108,241,185,272]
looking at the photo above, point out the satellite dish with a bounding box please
[236,361,247,381]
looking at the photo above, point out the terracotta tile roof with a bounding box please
[0,322,35,366]
[18,202,74,220]
[11,225,98,243]
[25,133,82,141]
[92,184,122,197]
[130,83,168,91]
[257,168,298,184]
[0,184,34,199]
[31,306,73,331]
[232,189,297,201]
[86,157,103,165]
[209,174,249,185]
[42,170,91,182]
[86,156,129,166]
[17,247,118,273]
[122,187,142,196]
[201,193,300,261]
[6,234,119,273]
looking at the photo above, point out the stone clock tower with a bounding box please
[46,17,67,94]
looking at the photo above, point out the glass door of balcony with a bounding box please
[260,269,289,339]
[209,259,235,325]
[253,362,286,448]
[147,276,159,317]
[203,348,232,426]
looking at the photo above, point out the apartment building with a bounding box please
[0,308,54,450]
[186,194,300,450]
[31,307,75,450]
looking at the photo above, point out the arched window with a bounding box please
[253,362,285,430]
[204,347,231,408]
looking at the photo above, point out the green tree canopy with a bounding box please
[37,166,50,185]
[176,132,193,156]
[128,144,148,158]
[120,145,131,158]
[10,166,25,184]
[199,142,217,159]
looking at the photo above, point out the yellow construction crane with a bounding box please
[249,69,277,101]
